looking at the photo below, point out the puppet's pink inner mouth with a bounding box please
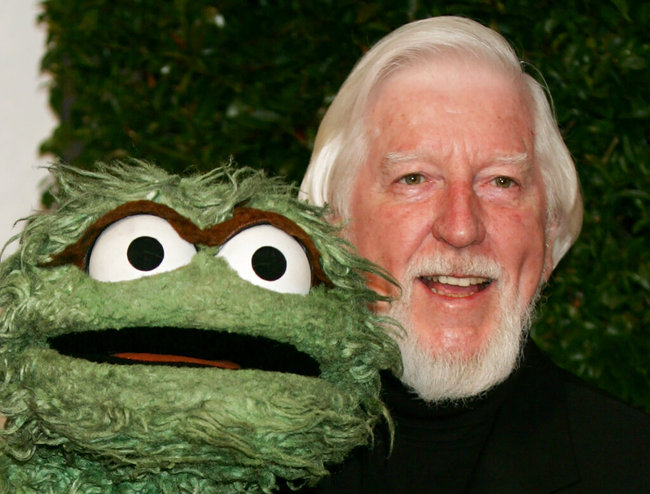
[111,352,242,369]
[47,327,320,376]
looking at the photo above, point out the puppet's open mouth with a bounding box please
[47,327,320,376]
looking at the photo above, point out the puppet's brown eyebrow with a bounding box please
[43,201,191,270]
[204,208,331,287]
[44,200,331,287]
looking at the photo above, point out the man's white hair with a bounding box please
[300,16,582,267]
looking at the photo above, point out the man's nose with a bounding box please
[431,183,485,248]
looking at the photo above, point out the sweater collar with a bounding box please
[469,340,581,492]
[382,339,581,493]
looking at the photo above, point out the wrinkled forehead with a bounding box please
[369,52,528,116]
[365,57,535,149]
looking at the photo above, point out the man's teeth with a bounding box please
[422,275,490,287]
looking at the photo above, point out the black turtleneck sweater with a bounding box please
[287,340,650,493]
[302,349,519,494]
[363,369,512,493]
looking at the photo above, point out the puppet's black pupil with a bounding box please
[251,246,286,281]
[127,236,164,271]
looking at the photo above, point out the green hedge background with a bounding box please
[38,1,649,411]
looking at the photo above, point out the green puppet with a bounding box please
[0,161,401,493]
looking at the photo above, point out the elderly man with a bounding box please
[298,16,649,493]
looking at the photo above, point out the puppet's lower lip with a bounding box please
[47,327,320,376]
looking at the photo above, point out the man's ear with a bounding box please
[542,215,559,282]
[325,210,342,227]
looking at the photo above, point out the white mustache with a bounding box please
[402,253,503,283]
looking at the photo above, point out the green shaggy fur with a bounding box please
[0,161,401,493]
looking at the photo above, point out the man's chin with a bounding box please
[386,258,543,403]
[391,304,532,403]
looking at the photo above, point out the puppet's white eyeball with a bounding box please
[217,224,311,295]
[87,215,196,282]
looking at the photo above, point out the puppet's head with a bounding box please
[0,161,400,492]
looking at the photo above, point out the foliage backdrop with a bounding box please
[38,0,649,411]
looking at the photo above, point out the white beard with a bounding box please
[387,254,541,403]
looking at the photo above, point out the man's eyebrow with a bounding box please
[379,150,533,179]
[379,151,434,181]
[490,152,531,169]
[381,150,431,167]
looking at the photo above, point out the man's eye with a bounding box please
[399,173,425,185]
[493,176,516,188]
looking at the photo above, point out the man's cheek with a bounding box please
[364,271,400,300]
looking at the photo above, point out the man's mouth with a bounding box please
[47,327,321,376]
[418,275,493,297]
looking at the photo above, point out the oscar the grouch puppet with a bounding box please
[0,161,400,493]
